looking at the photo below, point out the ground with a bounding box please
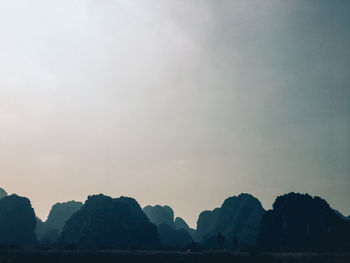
[1,250,350,263]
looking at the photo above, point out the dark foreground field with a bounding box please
[0,250,350,263]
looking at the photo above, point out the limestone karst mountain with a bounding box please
[259,192,350,252]
[143,205,195,245]
[175,217,196,239]
[0,190,348,252]
[0,195,37,247]
[157,223,193,248]
[196,193,265,249]
[59,194,160,249]
[143,205,175,228]
[196,208,220,242]
[36,201,83,243]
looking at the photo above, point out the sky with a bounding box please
[0,0,349,227]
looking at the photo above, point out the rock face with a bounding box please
[157,223,193,248]
[59,194,160,249]
[0,187,7,199]
[196,194,265,249]
[143,205,175,229]
[0,195,37,247]
[259,193,350,252]
[36,201,82,243]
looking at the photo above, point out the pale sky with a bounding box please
[0,0,349,227]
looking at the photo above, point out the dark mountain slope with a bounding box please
[0,195,37,247]
[259,192,350,252]
[196,194,265,249]
[59,194,160,249]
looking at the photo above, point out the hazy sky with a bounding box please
[1,0,349,226]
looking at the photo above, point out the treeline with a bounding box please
[0,187,349,252]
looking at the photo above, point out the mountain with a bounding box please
[0,195,37,247]
[36,201,82,243]
[157,223,193,248]
[0,187,7,199]
[175,217,196,239]
[259,192,350,252]
[35,217,58,245]
[143,205,175,228]
[196,193,265,249]
[59,194,160,249]
[143,205,195,246]
[175,217,189,230]
[196,208,220,242]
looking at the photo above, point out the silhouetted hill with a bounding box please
[143,205,175,228]
[175,217,189,230]
[0,195,37,247]
[35,218,45,238]
[196,194,265,249]
[157,223,193,248]
[0,187,7,199]
[59,194,160,249]
[196,208,220,241]
[142,205,195,247]
[46,201,83,233]
[259,192,350,252]
[175,217,196,239]
[36,201,82,244]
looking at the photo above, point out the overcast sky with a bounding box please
[1,0,349,226]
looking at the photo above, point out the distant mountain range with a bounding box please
[36,201,83,244]
[59,194,160,249]
[0,186,349,252]
[143,205,194,248]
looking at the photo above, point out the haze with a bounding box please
[0,0,349,226]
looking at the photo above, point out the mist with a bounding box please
[0,0,349,226]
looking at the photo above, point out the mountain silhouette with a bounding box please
[59,194,160,249]
[36,217,59,245]
[175,217,196,239]
[0,187,7,199]
[196,208,220,242]
[143,205,195,247]
[196,193,265,249]
[36,201,82,244]
[259,192,350,252]
[0,195,37,247]
[157,223,193,248]
[143,205,175,228]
